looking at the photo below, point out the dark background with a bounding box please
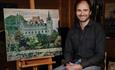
[0,0,115,70]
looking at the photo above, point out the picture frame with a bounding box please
[104,3,115,37]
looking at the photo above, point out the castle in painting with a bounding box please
[18,12,53,36]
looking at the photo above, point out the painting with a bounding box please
[105,3,115,18]
[3,9,62,61]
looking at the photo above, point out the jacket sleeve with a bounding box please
[64,30,73,64]
[81,24,106,68]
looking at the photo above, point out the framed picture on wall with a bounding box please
[104,3,115,37]
[105,3,115,18]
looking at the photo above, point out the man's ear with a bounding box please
[90,11,92,15]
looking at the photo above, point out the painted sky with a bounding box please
[3,8,59,30]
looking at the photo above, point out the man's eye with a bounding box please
[84,9,88,11]
[76,10,81,12]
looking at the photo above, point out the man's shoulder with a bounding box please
[92,21,103,28]
[92,21,105,34]
[67,27,78,36]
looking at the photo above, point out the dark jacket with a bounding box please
[64,20,105,68]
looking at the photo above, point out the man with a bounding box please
[54,0,105,70]
[64,0,105,70]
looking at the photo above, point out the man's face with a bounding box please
[76,1,91,22]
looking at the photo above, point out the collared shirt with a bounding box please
[64,20,105,68]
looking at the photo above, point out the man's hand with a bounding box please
[72,64,83,70]
[66,62,83,70]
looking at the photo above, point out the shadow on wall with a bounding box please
[58,27,69,58]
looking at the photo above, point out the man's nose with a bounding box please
[81,11,84,15]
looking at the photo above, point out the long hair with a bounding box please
[73,0,92,24]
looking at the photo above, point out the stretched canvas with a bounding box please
[3,9,62,61]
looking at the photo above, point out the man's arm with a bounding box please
[64,31,73,64]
